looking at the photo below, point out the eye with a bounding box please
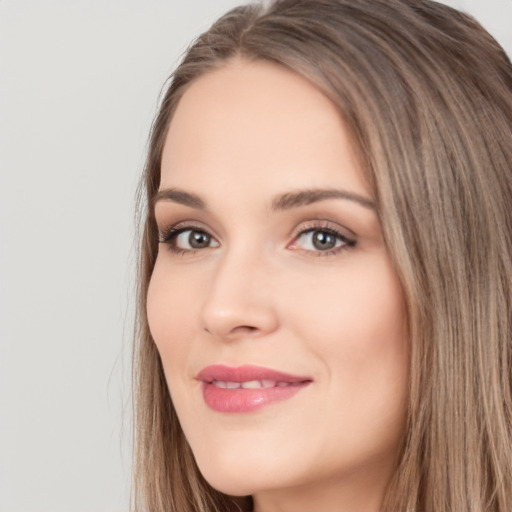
[159,226,219,254]
[290,227,355,256]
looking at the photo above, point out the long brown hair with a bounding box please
[133,1,512,510]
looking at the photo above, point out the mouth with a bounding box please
[197,364,312,413]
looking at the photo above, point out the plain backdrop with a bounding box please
[0,1,510,511]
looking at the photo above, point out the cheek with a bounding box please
[146,262,169,349]
[286,255,406,351]
[290,258,408,458]
[283,254,409,412]
[146,258,197,359]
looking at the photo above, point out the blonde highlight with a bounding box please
[133,1,512,510]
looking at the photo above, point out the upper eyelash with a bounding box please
[157,221,356,255]
[158,223,213,254]
[291,224,356,256]
[158,221,206,242]
[158,226,187,244]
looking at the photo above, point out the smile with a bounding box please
[212,380,298,389]
[197,365,312,413]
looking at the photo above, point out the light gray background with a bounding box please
[0,1,510,511]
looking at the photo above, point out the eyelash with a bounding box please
[289,222,356,257]
[158,222,214,256]
[157,221,356,257]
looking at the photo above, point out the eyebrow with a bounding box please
[153,187,376,211]
[153,188,206,209]
[271,188,375,211]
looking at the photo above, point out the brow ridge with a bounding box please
[153,188,206,209]
[153,187,375,211]
[271,188,375,211]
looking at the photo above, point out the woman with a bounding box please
[133,1,512,511]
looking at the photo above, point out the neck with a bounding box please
[252,460,393,512]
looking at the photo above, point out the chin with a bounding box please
[198,462,266,497]
[205,476,257,497]
[192,440,296,497]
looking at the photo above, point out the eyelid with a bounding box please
[157,221,220,254]
[287,220,356,255]
[156,218,356,256]
[158,218,216,238]
[289,220,355,242]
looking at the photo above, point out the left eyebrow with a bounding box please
[271,188,376,211]
[152,188,207,210]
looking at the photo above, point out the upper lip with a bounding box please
[197,364,312,384]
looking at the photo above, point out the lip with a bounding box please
[197,364,312,413]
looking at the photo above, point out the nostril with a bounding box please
[203,325,258,336]
[233,325,258,334]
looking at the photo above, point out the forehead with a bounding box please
[160,59,370,201]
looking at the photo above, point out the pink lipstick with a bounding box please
[197,364,312,413]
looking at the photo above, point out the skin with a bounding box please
[147,59,409,512]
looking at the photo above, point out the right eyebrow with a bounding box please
[152,188,206,210]
[271,188,375,211]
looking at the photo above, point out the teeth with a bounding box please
[212,380,289,389]
[241,380,261,389]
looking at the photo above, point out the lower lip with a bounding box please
[202,382,309,413]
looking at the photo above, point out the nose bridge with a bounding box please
[200,242,278,339]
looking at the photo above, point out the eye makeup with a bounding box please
[288,221,356,257]
[157,218,356,258]
[157,221,219,256]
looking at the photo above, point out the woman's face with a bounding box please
[147,60,409,512]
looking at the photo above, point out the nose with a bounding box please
[199,249,279,341]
